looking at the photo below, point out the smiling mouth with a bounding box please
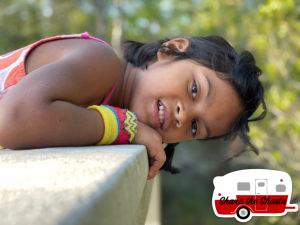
[157,100,165,129]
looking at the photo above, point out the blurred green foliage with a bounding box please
[0,0,299,224]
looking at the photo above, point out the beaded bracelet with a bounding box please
[87,105,137,145]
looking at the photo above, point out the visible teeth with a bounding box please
[158,101,165,125]
[158,109,164,124]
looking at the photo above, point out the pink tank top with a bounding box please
[0,32,117,104]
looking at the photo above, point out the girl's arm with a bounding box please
[0,42,123,149]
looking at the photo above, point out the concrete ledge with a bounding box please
[0,145,154,225]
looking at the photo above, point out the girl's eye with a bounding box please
[192,80,198,99]
[191,80,198,137]
[191,119,198,137]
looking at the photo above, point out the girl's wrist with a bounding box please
[87,105,138,145]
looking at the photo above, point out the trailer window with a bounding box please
[237,182,250,191]
[258,182,265,187]
[276,184,286,192]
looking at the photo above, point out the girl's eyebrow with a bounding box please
[204,73,212,102]
[199,73,213,138]
[203,118,211,138]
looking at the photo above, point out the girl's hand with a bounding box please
[132,120,166,180]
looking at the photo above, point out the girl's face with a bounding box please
[129,41,244,143]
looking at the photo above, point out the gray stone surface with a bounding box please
[0,145,153,225]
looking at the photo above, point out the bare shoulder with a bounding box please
[26,38,122,71]
[62,39,125,104]
[69,38,124,82]
[18,38,125,106]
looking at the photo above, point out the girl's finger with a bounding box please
[148,169,157,180]
[149,155,166,178]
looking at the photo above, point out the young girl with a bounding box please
[0,32,266,180]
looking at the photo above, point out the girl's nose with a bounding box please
[175,102,187,128]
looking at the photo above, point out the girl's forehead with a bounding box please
[173,59,214,73]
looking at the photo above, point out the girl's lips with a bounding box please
[151,99,170,131]
[152,100,162,129]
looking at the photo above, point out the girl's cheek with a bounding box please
[160,130,182,143]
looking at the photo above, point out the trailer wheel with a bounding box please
[237,206,250,220]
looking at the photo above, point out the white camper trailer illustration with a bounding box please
[212,169,298,222]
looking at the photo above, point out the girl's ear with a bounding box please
[157,38,189,61]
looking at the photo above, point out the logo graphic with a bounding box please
[212,169,298,222]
